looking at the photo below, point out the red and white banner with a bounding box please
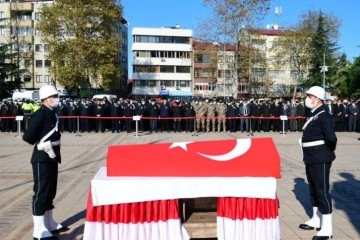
[107,138,280,178]
[84,189,189,240]
[217,197,280,240]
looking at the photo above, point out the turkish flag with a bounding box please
[107,137,280,178]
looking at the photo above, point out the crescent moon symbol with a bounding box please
[197,139,252,161]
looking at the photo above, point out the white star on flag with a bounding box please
[169,142,194,151]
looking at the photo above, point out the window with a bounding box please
[217,70,231,78]
[251,68,266,80]
[160,66,174,73]
[133,65,156,73]
[195,69,214,78]
[36,75,42,83]
[134,80,146,87]
[176,66,190,73]
[44,60,51,67]
[134,50,150,58]
[44,75,51,83]
[24,75,31,82]
[44,44,50,52]
[34,29,41,36]
[35,12,41,20]
[196,54,212,63]
[0,26,5,35]
[0,11,4,20]
[18,13,32,21]
[177,51,189,59]
[35,44,43,52]
[134,35,190,44]
[12,26,33,36]
[24,59,31,67]
[150,51,160,58]
[35,60,43,68]
[178,81,189,87]
[160,80,174,87]
[148,80,156,87]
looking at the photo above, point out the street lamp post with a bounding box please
[223,43,226,99]
[320,53,328,93]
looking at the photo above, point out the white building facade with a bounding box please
[0,0,54,89]
[0,0,128,96]
[131,27,193,99]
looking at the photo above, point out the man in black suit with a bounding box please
[333,100,344,132]
[298,86,337,240]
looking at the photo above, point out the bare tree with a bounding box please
[198,0,271,98]
[270,26,311,98]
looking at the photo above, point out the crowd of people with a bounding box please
[1,96,360,134]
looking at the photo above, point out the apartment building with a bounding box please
[193,40,237,99]
[0,0,54,89]
[131,26,193,99]
[0,0,128,95]
[241,28,302,97]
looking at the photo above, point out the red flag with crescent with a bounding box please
[106,137,280,178]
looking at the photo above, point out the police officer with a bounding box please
[299,86,337,240]
[182,99,194,132]
[147,98,159,133]
[23,85,68,240]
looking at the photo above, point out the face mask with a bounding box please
[49,98,60,108]
[305,97,317,109]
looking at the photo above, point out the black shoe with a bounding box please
[50,225,70,233]
[299,223,321,231]
[312,236,332,240]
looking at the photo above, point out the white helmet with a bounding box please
[39,85,59,100]
[306,86,325,100]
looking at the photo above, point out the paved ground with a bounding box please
[0,130,359,240]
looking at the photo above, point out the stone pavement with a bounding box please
[0,130,359,240]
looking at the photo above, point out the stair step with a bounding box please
[183,212,217,239]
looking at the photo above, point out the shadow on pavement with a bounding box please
[332,172,360,234]
[292,177,312,217]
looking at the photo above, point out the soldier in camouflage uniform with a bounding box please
[206,99,217,132]
[216,99,227,132]
[194,99,207,132]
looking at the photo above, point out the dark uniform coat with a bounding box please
[302,105,337,164]
[23,105,61,164]
[22,104,61,215]
[301,104,337,214]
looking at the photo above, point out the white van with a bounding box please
[12,90,40,100]
[92,94,117,101]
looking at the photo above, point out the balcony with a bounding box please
[11,2,33,11]
[11,20,33,27]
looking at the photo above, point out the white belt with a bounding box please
[51,140,61,146]
[302,140,325,147]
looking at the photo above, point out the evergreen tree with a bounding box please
[307,12,339,90]
[0,43,23,98]
[349,56,360,97]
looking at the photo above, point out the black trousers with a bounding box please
[305,162,332,214]
[32,161,58,215]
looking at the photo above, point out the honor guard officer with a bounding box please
[23,85,68,240]
[299,86,337,240]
